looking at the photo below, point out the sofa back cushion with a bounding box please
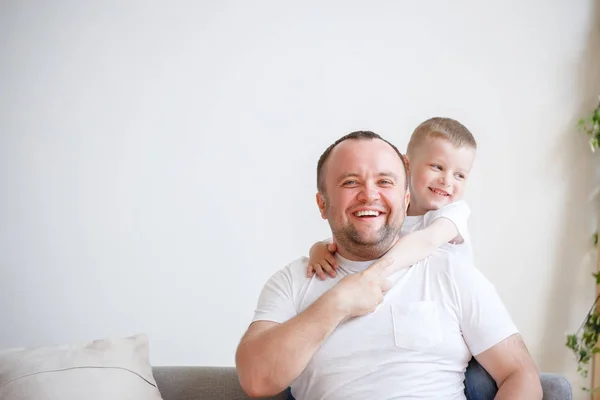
[0,334,163,400]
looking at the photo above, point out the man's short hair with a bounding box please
[406,117,477,157]
[317,130,408,193]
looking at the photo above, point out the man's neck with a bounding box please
[335,236,400,262]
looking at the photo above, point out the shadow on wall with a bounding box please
[537,0,600,383]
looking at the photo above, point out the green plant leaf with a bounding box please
[566,102,600,385]
[566,334,578,350]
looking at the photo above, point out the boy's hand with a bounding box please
[307,242,338,280]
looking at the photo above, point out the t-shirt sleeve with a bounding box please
[450,255,519,356]
[251,266,299,324]
[423,200,470,244]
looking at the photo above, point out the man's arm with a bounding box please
[449,254,542,400]
[474,333,542,399]
[235,258,393,398]
[235,290,346,397]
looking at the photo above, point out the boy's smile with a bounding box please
[408,138,475,216]
[429,187,451,197]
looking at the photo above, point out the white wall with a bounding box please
[2,0,600,396]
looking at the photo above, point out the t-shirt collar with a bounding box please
[334,253,377,273]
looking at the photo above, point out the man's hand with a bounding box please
[330,257,394,319]
[236,257,395,397]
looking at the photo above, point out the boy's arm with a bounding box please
[308,238,337,279]
[385,217,458,272]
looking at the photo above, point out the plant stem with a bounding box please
[578,293,600,335]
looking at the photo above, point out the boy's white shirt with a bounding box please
[402,199,473,261]
[252,201,517,399]
[422,199,471,244]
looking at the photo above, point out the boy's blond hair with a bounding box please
[406,117,477,157]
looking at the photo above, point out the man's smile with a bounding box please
[350,208,387,222]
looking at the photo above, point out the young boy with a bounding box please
[307,117,477,280]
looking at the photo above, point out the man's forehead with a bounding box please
[327,139,405,177]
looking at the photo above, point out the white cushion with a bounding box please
[0,334,163,400]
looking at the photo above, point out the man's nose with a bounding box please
[358,184,380,202]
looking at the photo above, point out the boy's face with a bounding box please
[407,138,476,215]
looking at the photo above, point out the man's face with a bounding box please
[316,139,409,261]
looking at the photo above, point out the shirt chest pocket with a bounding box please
[391,301,443,351]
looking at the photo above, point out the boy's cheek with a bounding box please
[452,185,466,200]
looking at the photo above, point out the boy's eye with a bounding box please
[431,164,442,170]
[454,173,465,180]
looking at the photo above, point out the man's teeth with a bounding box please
[354,210,380,217]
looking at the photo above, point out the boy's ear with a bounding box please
[316,192,327,219]
[402,154,410,172]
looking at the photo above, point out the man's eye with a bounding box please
[379,180,394,185]
[343,180,358,186]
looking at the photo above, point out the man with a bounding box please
[235,131,542,399]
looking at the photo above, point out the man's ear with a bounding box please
[404,190,410,212]
[316,192,327,219]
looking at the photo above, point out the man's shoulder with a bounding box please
[420,252,501,317]
[423,250,479,282]
[268,256,311,284]
[287,256,311,277]
[288,255,309,269]
[251,257,312,324]
[432,251,497,293]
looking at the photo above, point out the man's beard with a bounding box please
[337,223,396,247]
[324,197,401,260]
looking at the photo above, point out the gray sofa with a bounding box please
[152,366,573,400]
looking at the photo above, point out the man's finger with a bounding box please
[381,277,392,293]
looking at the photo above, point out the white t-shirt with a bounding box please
[252,250,517,399]
[403,200,473,261]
